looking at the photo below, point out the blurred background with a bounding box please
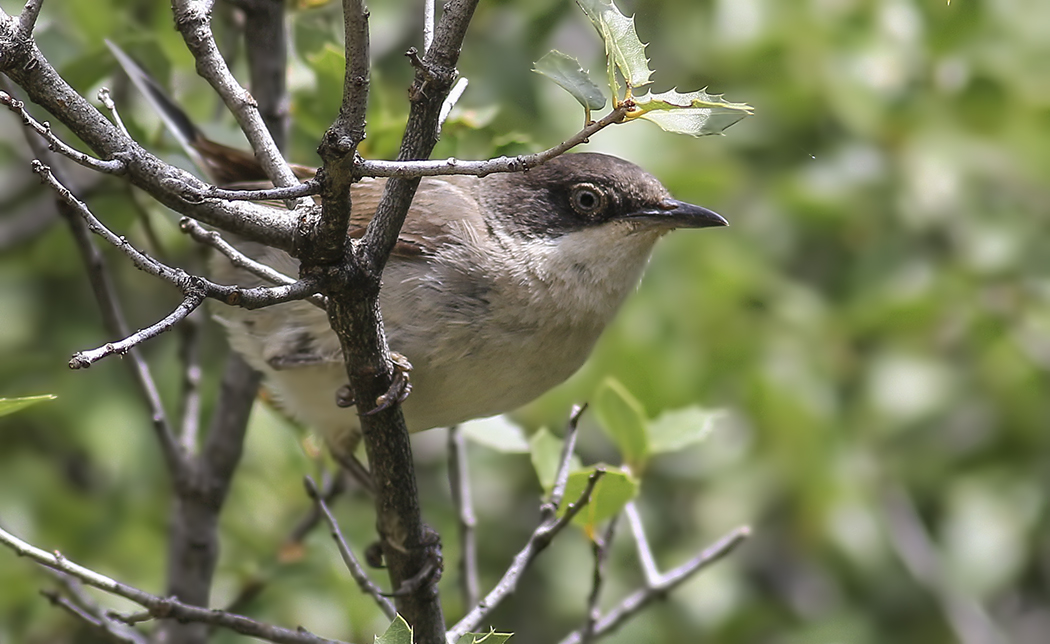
[1,0,1049,642]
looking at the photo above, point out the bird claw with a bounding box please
[379,527,443,597]
[364,352,413,416]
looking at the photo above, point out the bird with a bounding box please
[208,153,727,457]
[108,43,729,460]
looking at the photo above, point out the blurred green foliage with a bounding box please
[2,0,1049,643]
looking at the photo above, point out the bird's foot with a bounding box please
[364,352,413,416]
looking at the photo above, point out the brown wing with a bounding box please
[345,176,484,257]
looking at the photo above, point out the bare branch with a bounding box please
[448,425,479,610]
[356,106,630,180]
[170,0,302,194]
[304,477,397,620]
[234,0,291,151]
[581,517,619,644]
[546,404,586,515]
[42,572,149,644]
[179,218,327,309]
[0,525,350,644]
[557,526,752,644]
[31,160,320,318]
[624,502,660,587]
[69,292,206,369]
[423,0,434,52]
[204,179,320,201]
[438,77,468,129]
[96,88,131,139]
[448,468,606,641]
[0,91,127,174]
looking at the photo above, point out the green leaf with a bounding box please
[533,50,607,111]
[529,428,581,491]
[629,88,754,136]
[455,630,514,644]
[593,378,650,472]
[648,406,723,454]
[460,416,530,453]
[561,466,639,533]
[375,615,412,644]
[0,395,57,419]
[577,0,653,94]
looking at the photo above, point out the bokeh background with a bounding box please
[2,0,1049,642]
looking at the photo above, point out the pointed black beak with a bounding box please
[629,199,729,229]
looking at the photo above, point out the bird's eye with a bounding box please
[570,184,605,215]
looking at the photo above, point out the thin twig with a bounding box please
[179,217,327,309]
[581,517,618,644]
[423,0,434,53]
[34,160,313,307]
[0,525,347,644]
[96,87,131,139]
[356,106,629,179]
[447,468,606,642]
[556,526,752,644]
[204,179,320,201]
[546,404,587,516]
[70,292,206,368]
[304,476,397,620]
[448,425,480,610]
[287,470,347,546]
[624,502,660,587]
[41,572,149,644]
[439,77,468,129]
[0,91,126,175]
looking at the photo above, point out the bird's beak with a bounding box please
[629,199,729,229]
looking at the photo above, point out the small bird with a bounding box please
[108,44,728,459]
[209,153,726,457]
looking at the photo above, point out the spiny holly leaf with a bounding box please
[577,0,653,96]
[561,466,639,536]
[529,427,582,491]
[648,406,723,454]
[375,615,412,644]
[455,630,514,644]
[533,50,606,112]
[0,395,56,419]
[593,377,650,472]
[629,88,754,136]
